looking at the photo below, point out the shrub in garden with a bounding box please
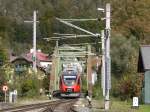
[20,76,40,97]
[42,74,49,92]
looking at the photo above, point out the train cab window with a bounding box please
[63,75,77,86]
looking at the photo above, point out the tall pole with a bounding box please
[50,54,55,95]
[101,30,105,97]
[104,3,111,110]
[87,44,92,97]
[49,40,59,94]
[33,11,37,72]
[55,40,59,90]
[5,91,6,103]
[24,11,38,72]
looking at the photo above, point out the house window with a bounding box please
[15,64,27,73]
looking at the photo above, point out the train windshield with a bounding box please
[63,75,77,86]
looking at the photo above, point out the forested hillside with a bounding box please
[0,0,102,54]
[0,0,149,52]
[0,0,149,100]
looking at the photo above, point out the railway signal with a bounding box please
[2,85,8,92]
[2,85,8,103]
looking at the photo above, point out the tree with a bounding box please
[111,34,139,77]
[110,0,150,43]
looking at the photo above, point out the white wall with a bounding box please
[40,62,52,68]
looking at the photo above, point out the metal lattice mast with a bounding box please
[55,40,59,90]
[50,53,55,94]
[87,44,92,97]
[50,40,59,93]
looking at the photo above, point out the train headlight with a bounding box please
[72,81,75,85]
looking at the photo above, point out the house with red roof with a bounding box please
[10,49,52,74]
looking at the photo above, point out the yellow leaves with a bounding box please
[112,0,150,40]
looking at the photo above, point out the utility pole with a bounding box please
[55,40,59,90]
[87,44,92,97]
[101,30,105,97]
[49,40,59,94]
[50,52,55,95]
[104,3,111,110]
[33,11,37,72]
[24,11,39,72]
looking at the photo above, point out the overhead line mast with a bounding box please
[33,11,37,72]
[24,11,39,72]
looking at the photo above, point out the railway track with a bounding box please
[0,99,77,112]
[42,99,77,112]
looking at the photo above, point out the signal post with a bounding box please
[3,85,8,103]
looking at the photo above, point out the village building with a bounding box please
[10,49,52,75]
[138,45,150,104]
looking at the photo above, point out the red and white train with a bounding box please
[59,69,81,97]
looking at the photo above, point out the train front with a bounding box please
[59,70,81,97]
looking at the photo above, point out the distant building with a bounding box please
[138,45,150,104]
[10,49,52,74]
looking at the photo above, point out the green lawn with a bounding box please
[110,101,150,112]
[92,99,150,112]
[137,105,150,112]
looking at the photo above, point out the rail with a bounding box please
[0,99,77,112]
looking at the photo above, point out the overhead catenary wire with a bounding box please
[60,18,98,22]
[56,17,98,37]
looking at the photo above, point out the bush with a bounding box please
[20,76,40,97]
[0,68,6,101]
[81,75,87,93]
[42,75,50,92]
[93,81,103,99]
[112,74,143,101]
